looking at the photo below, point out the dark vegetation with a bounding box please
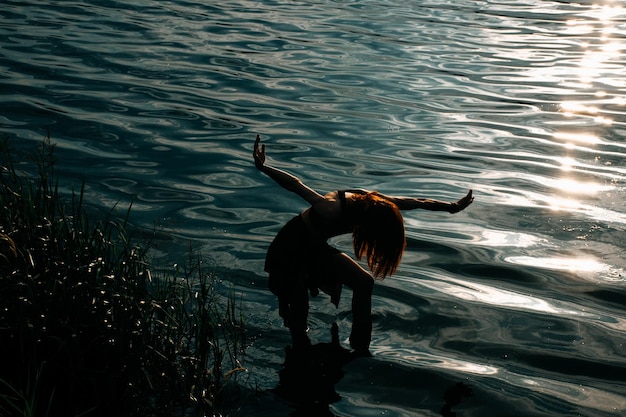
[0,136,247,416]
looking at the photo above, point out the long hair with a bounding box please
[351,192,406,279]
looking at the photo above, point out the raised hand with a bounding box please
[253,134,266,170]
[450,189,474,213]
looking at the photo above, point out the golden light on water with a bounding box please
[553,131,601,146]
[544,143,613,212]
[558,1,623,114]
[560,102,613,125]
[576,41,623,88]
[547,2,625,214]
[549,177,611,195]
[560,102,599,115]
[507,255,605,273]
[550,0,625,182]
[506,253,626,283]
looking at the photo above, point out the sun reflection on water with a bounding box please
[559,102,613,125]
[557,1,623,114]
[506,255,606,274]
[546,2,626,214]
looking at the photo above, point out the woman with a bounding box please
[253,135,474,356]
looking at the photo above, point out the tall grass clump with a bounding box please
[0,136,247,417]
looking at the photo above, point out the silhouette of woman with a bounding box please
[254,135,474,356]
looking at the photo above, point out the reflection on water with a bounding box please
[273,323,354,417]
[2,0,626,415]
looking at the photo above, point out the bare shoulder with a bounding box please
[310,191,342,217]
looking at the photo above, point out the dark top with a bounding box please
[264,190,353,309]
[305,190,351,240]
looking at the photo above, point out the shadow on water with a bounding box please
[272,322,354,417]
[271,322,473,417]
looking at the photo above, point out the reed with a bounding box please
[0,135,246,417]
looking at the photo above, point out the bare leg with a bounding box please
[287,282,311,350]
[326,253,374,354]
[270,271,311,350]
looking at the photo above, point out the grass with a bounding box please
[0,135,247,416]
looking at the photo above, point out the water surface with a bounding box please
[2,1,625,416]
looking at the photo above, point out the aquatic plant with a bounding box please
[0,135,246,416]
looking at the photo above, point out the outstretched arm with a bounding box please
[379,189,474,213]
[253,135,325,205]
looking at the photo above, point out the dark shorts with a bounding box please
[265,214,343,307]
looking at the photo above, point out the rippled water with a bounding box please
[2,0,626,416]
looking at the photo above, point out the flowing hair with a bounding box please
[351,192,406,279]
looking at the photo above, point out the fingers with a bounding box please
[451,189,474,213]
[460,189,474,208]
[253,134,266,169]
[254,135,266,154]
[254,134,264,158]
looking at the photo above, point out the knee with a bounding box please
[365,276,374,293]
[353,274,374,296]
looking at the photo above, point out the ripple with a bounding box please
[2,0,626,415]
